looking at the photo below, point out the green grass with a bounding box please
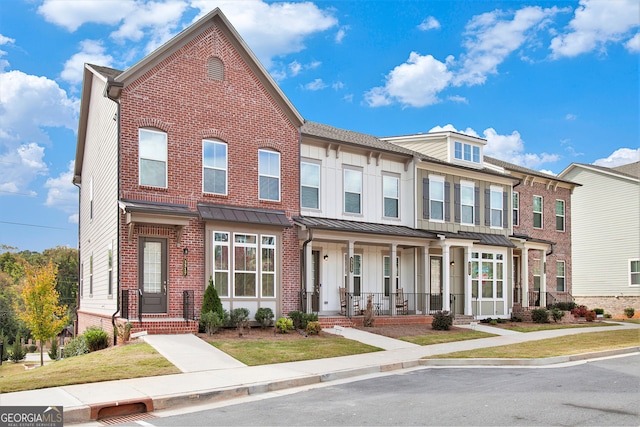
[503,322,618,333]
[211,336,381,365]
[427,329,640,359]
[400,330,496,345]
[0,343,180,393]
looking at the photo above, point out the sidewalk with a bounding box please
[1,322,638,424]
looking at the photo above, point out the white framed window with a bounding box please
[490,186,503,228]
[461,181,475,225]
[80,262,84,298]
[513,192,519,227]
[301,161,320,209]
[533,258,542,291]
[258,149,280,201]
[429,175,445,222]
[533,195,543,229]
[344,168,362,214]
[556,199,565,232]
[89,254,93,296]
[234,234,257,297]
[108,244,113,296]
[203,139,227,195]
[556,261,566,292]
[454,141,481,164]
[213,232,230,297]
[630,259,640,286]
[383,174,399,218]
[261,235,276,297]
[89,176,94,220]
[344,253,362,296]
[139,128,167,187]
[471,252,504,300]
[383,256,400,297]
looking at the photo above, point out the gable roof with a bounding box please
[74,8,302,183]
[484,156,578,187]
[558,162,640,183]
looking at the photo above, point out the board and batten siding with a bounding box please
[78,72,120,316]
[300,143,415,227]
[563,167,640,297]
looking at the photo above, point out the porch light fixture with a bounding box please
[324,254,329,261]
[183,247,188,256]
[450,261,455,267]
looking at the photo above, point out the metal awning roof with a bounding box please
[294,216,437,239]
[198,203,291,227]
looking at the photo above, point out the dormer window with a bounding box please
[454,141,481,165]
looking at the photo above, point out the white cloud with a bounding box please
[37,0,135,32]
[364,52,452,107]
[418,17,441,31]
[0,34,14,72]
[550,0,640,58]
[625,33,640,52]
[593,148,640,168]
[332,81,344,90]
[303,78,327,91]
[44,161,78,220]
[428,124,560,169]
[335,26,349,43]
[289,60,302,76]
[448,95,468,104]
[191,0,338,68]
[565,113,577,120]
[61,40,115,84]
[0,34,15,45]
[455,6,564,86]
[0,143,48,195]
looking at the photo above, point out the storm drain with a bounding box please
[100,412,157,425]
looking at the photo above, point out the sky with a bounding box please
[0,0,638,252]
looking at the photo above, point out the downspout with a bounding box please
[73,180,81,338]
[105,80,122,346]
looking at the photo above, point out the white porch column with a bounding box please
[540,249,547,307]
[423,245,430,314]
[304,238,313,312]
[521,248,529,307]
[390,243,398,314]
[347,240,354,293]
[442,243,451,311]
[464,246,472,315]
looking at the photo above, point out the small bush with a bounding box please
[84,327,109,352]
[200,310,224,335]
[48,338,60,360]
[254,308,274,329]
[585,310,596,322]
[275,317,294,334]
[604,313,612,319]
[27,344,38,353]
[288,310,304,329]
[571,305,589,318]
[593,308,604,315]
[305,321,322,335]
[551,308,565,323]
[531,308,550,323]
[510,315,523,322]
[624,307,635,318]
[489,319,497,325]
[63,336,89,358]
[550,302,577,311]
[229,308,250,328]
[432,311,453,331]
[9,333,26,363]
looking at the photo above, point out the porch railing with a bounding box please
[121,289,130,319]
[546,292,574,307]
[528,291,541,307]
[183,290,194,321]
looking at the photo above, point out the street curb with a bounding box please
[64,346,640,424]
[419,346,640,366]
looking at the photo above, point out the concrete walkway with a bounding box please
[1,322,638,425]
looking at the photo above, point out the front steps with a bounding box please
[452,315,475,325]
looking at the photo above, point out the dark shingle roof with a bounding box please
[87,64,123,80]
[484,156,577,185]
[198,203,291,227]
[611,161,639,179]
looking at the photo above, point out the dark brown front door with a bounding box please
[312,250,320,312]
[139,237,168,313]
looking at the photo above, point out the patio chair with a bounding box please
[339,287,360,316]
[395,288,409,315]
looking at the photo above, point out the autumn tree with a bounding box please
[17,260,69,366]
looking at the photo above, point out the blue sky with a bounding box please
[0,0,638,252]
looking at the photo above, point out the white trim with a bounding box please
[343,166,363,216]
[138,128,168,188]
[258,149,281,202]
[382,173,400,219]
[490,185,503,228]
[630,259,640,287]
[533,194,543,229]
[202,139,228,195]
[429,174,445,223]
[555,199,565,232]
[460,180,475,225]
[301,159,321,210]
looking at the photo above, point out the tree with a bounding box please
[17,260,69,366]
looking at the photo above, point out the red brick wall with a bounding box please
[514,181,572,295]
[117,23,300,330]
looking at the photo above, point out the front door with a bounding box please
[430,256,443,311]
[139,237,168,313]
[311,250,320,312]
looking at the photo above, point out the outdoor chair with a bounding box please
[395,288,409,315]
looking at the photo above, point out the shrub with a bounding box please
[229,308,250,328]
[0,332,8,362]
[585,310,596,322]
[510,315,523,322]
[254,308,274,329]
[624,307,635,318]
[200,310,223,335]
[551,308,565,323]
[288,310,304,329]
[550,302,577,311]
[432,311,453,331]
[604,313,612,319]
[48,338,59,360]
[27,344,38,353]
[275,317,294,334]
[489,319,497,325]
[571,305,589,318]
[306,321,322,335]
[84,327,109,352]
[593,308,604,315]
[531,308,550,323]
[63,336,89,358]
[9,333,26,363]
[201,278,224,332]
